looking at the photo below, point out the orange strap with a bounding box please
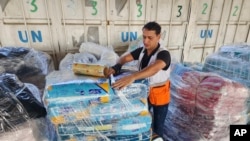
[149,80,170,106]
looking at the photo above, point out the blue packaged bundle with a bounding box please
[47,98,148,124]
[46,84,148,124]
[57,115,152,137]
[44,70,151,140]
[44,70,114,99]
[59,129,151,141]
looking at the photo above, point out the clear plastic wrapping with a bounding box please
[79,42,119,66]
[0,47,54,90]
[0,121,35,141]
[0,73,47,119]
[43,70,151,141]
[0,73,49,141]
[203,44,250,88]
[59,52,98,70]
[164,63,249,141]
[60,42,119,77]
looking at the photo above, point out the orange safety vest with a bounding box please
[149,80,170,106]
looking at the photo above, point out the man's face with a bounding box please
[142,29,161,50]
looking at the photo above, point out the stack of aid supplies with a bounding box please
[44,71,151,141]
[43,68,152,141]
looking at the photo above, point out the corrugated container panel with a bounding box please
[107,23,187,62]
[150,0,191,23]
[183,0,229,63]
[0,0,59,67]
[108,24,143,54]
[196,0,225,21]
[1,24,54,51]
[59,24,108,54]
[59,0,106,23]
[224,24,249,44]
[160,24,187,62]
[0,24,59,67]
[107,0,151,24]
[1,0,249,66]
[248,28,250,43]
[149,0,191,62]
[3,0,51,22]
[223,0,250,44]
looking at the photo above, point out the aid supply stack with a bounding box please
[0,47,54,141]
[0,47,54,91]
[0,73,48,141]
[203,44,250,88]
[44,42,151,141]
[164,63,249,141]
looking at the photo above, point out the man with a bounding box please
[107,21,171,140]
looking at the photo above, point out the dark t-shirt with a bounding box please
[130,44,171,70]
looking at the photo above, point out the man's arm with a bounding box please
[112,59,166,89]
[106,52,134,77]
[117,52,134,65]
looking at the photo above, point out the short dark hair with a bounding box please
[142,21,161,35]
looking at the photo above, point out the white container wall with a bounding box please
[61,24,108,53]
[183,0,227,62]
[107,0,151,24]
[183,0,250,63]
[223,0,250,44]
[1,24,54,52]
[0,0,250,67]
[0,0,59,65]
[150,0,190,23]
[51,0,108,61]
[108,24,143,54]
[149,0,191,62]
[58,0,106,22]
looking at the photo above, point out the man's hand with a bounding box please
[104,67,116,78]
[112,74,135,90]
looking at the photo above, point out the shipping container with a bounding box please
[1,1,250,141]
[0,0,250,68]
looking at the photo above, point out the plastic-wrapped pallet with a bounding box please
[0,73,49,141]
[0,47,55,91]
[164,63,250,141]
[0,73,47,119]
[43,70,151,141]
[203,44,250,88]
[0,121,35,141]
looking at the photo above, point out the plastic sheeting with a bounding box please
[164,63,249,141]
[0,47,54,90]
[203,44,250,88]
[0,73,49,141]
[79,42,119,66]
[43,70,151,141]
[0,73,47,119]
[59,42,120,78]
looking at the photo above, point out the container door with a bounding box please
[150,0,191,62]
[55,0,107,60]
[183,0,227,63]
[0,0,59,65]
